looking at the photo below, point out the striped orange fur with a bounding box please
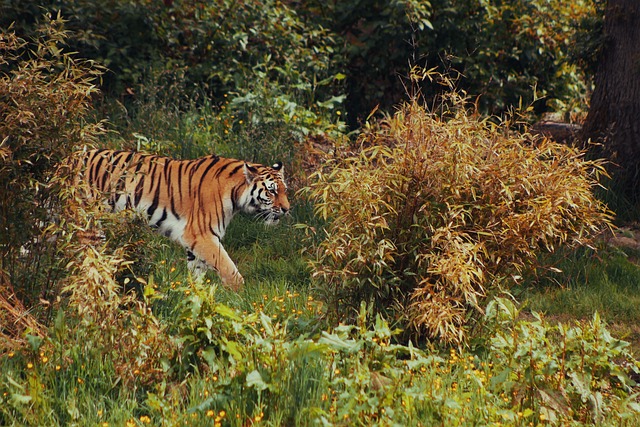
[77,149,290,290]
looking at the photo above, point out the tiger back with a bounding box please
[78,149,290,290]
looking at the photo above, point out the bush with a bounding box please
[303,89,612,345]
[0,14,105,306]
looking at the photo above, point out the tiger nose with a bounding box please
[281,206,289,215]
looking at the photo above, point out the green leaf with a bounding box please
[246,370,269,391]
[10,393,32,405]
[318,331,359,352]
[26,334,43,352]
[215,303,241,321]
[187,397,214,414]
[223,339,243,362]
[260,312,274,336]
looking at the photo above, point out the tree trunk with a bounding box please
[582,0,640,198]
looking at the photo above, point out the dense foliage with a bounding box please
[2,265,639,425]
[0,0,344,115]
[304,82,612,345]
[1,0,602,124]
[0,15,105,304]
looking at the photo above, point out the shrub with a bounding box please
[0,14,105,306]
[303,90,612,345]
[59,238,177,388]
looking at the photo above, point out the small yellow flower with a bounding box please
[126,420,136,427]
[55,365,61,371]
[41,356,48,363]
[218,410,226,418]
[140,415,151,424]
[26,363,33,369]
[206,410,215,417]
[77,378,84,384]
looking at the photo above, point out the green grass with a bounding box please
[517,246,640,354]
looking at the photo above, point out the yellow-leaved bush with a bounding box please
[303,100,612,345]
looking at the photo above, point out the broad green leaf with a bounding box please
[246,370,269,391]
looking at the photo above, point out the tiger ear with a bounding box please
[272,161,284,176]
[244,163,259,183]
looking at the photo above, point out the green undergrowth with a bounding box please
[2,207,640,426]
[518,245,640,355]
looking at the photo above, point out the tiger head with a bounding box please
[243,162,290,225]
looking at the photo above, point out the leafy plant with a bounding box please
[303,85,612,345]
[484,297,640,425]
[0,14,105,307]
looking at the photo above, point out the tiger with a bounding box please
[76,148,290,290]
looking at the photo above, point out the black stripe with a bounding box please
[163,157,172,178]
[146,169,162,219]
[99,167,109,191]
[133,158,144,174]
[200,156,221,179]
[152,208,167,228]
[134,179,144,207]
[188,160,198,200]
[196,157,221,195]
[208,224,221,240]
[170,189,179,218]
[194,157,208,169]
[91,155,106,188]
[227,163,244,177]
[212,161,233,179]
[218,203,224,232]
[231,184,240,211]
[168,162,180,218]
[176,161,184,203]
[122,151,134,165]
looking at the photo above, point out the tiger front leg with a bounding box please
[188,236,244,291]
